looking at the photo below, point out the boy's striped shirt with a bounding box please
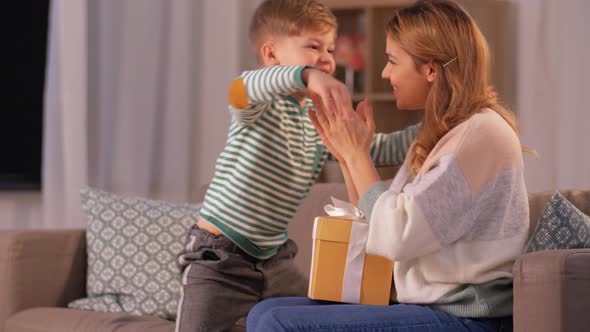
[200,65,418,259]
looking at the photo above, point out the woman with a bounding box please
[247,0,529,331]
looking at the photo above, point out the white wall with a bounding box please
[0,192,42,229]
[512,0,590,192]
[191,0,262,194]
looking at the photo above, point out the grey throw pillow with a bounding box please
[68,187,200,320]
[526,191,590,253]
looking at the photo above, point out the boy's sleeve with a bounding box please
[228,66,307,124]
[370,123,419,166]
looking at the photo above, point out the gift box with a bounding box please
[307,198,394,305]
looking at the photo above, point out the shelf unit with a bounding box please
[317,0,511,183]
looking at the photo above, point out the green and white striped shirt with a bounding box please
[199,65,418,259]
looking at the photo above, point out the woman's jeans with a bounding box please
[247,297,513,332]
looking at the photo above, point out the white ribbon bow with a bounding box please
[323,196,366,221]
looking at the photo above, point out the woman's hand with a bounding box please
[309,93,375,165]
[308,94,345,163]
[310,94,381,200]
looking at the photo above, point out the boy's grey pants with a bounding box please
[175,224,308,332]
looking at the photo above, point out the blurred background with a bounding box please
[1,0,588,230]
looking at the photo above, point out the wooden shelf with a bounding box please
[332,5,408,137]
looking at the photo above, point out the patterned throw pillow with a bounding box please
[526,191,590,253]
[68,187,201,320]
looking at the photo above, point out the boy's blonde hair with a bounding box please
[249,0,337,52]
[386,0,532,175]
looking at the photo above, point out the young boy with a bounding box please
[175,1,418,331]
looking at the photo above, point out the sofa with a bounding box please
[1,182,589,332]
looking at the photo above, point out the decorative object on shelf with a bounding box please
[334,33,367,93]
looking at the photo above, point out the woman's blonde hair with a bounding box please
[387,0,529,175]
[249,0,337,51]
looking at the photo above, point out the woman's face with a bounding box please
[381,37,433,110]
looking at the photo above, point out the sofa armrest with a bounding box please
[0,230,87,331]
[513,248,590,332]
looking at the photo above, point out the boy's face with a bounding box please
[266,29,336,75]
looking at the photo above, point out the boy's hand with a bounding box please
[302,68,352,116]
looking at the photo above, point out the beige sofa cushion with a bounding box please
[5,308,247,332]
[5,308,174,332]
[0,230,86,331]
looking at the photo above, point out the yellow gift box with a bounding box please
[308,216,394,305]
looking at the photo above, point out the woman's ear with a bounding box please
[260,43,280,66]
[423,62,437,83]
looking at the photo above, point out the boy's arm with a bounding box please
[370,123,420,166]
[228,66,307,124]
[228,66,307,108]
